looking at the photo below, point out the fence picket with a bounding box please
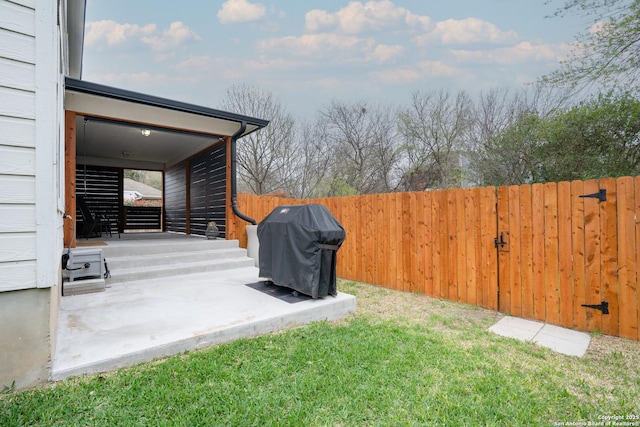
[424,191,434,296]
[509,185,523,317]
[481,186,498,310]
[447,190,458,300]
[464,188,479,306]
[558,181,574,329]
[532,183,546,321]
[544,183,560,325]
[600,178,619,336]
[497,186,510,313]
[456,189,467,303]
[584,179,603,332]
[635,177,640,342]
[415,192,426,295]
[571,181,587,330]
[435,190,447,298]
[618,177,638,340]
[403,192,413,293]
[519,185,534,320]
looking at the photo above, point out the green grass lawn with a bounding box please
[2,280,639,426]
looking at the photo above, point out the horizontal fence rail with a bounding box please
[233,177,640,342]
[123,206,162,231]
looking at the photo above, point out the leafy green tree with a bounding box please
[543,0,640,92]
[473,112,542,186]
[534,91,640,181]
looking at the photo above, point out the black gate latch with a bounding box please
[579,189,606,202]
[581,301,609,314]
[494,232,507,249]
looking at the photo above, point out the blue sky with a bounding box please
[82,0,588,119]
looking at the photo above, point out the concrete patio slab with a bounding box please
[53,266,356,380]
[489,316,591,357]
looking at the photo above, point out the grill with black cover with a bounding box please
[257,204,345,298]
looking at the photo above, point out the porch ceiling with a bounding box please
[65,78,269,170]
[75,115,223,171]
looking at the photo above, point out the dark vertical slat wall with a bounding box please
[164,162,188,234]
[75,166,121,234]
[189,143,227,237]
[163,143,227,237]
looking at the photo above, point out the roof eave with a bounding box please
[64,77,270,137]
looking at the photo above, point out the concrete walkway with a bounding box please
[489,316,592,357]
[53,266,356,380]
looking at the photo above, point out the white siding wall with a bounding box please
[0,0,61,292]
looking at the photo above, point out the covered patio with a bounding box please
[64,77,269,243]
[57,78,357,380]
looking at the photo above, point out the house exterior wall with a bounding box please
[0,0,66,390]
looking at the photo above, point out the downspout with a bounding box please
[230,121,257,225]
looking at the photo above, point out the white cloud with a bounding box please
[85,20,156,46]
[176,54,220,70]
[245,56,307,72]
[370,68,422,84]
[142,21,201,52]
[415,60,458,77]
[369,44,405,63]
[257,33,406,67]
[370,60,458,84]
[85,20,200,55]
[258,33,375,59]
[305,0,431,34]
[452,42,570,65]
[217,0,266,24]
[413,18,518,46]
[305,10,337,32]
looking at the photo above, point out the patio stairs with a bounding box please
[103,238,256,285]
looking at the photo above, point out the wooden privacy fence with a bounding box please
[233,176,640,342]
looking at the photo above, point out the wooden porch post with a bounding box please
[64,111,76,247]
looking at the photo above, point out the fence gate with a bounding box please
[494,178,640,340]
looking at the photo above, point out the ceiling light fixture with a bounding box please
[141,129,151,137]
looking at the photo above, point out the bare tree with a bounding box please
[287,120,334,199]
[220,84,297,195]
[317,100,401,196]
[466,85,570,186]
[398,89,472,190]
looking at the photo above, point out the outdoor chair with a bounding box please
[77,195,118,238]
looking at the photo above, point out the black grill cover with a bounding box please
[258,204,346,298]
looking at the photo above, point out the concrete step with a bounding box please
[101,238,238,259]
[107,256,256,285]
[106,247,249,270]
[63,278,106,296]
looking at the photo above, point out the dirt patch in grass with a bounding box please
[340,279,502,329]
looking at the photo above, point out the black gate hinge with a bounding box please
[579,189,606,202]
[581,301,609,314]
